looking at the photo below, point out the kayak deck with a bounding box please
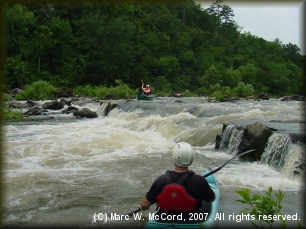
[143,169,220,229]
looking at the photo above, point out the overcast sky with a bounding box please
[197,1,304,54]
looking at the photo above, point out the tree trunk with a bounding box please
[38,55,41,73]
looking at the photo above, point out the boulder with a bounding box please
[59,98,71,106]
[258,92,269,100]
[167,92,182,98]
[73,108,98,118]
[279,95,306,101]
[9,88,23,97]
[216,119,305,176]
[72,98,92,106]
[100,101,118,116]
[42,100,64,110]
[62,106,78,114]
[9,100,37,108]
[224,97,240,102]
[71,97,80,101]
[24,106,47,116]
[243,122,274,160]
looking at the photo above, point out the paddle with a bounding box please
[202,149,256,178]
[125,149,256,216]
[126,208,141,217]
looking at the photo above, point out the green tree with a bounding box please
[158,56,180,81]
[233,82,255,97]
[44,17,76,81]
[5,4,36,57]
[199,65,223,89]
[238,63,258,86]
[222,67,242,88]
[282,42,301,66]
[150,76,171,95]
[28,25,56,77]
[5,55,30,89]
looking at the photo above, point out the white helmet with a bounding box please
[172,142,194,167]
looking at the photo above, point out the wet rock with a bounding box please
[71,97,80,101]
[42,100,64,110]
[59,98,71,106]
[72,98,92,106]
[9,88,23,97]
[246,96,255,100]
[279,95,306,101]
[62,106,78,114]
[24,106,47,116]
[216,119,305,176]
[9,100,38,108]
[243,122,274,160]
[258,92,269,100]
[215,134,222,149]
[100,101,118,116]
[167,92,182,98]
[224,97,240,102]
[73,108,98,118]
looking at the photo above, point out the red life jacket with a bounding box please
[143,87,150,96]
[156,171,196,212]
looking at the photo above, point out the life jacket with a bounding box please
[156,170,197,212]
[143,87,150,96]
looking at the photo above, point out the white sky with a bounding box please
[197,1,304,54]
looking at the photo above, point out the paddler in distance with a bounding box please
[141,79,150,96]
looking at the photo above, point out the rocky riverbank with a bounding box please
[5,89,306,120]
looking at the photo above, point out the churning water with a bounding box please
[2,97,305,228]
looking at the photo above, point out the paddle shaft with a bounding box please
[126,149,256,216]
[203,149,256,178]
[126,208,141,217]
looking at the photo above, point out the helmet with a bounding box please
[146,85,149,87]
[172,142,194,167]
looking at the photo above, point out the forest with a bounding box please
[2,0,305,99]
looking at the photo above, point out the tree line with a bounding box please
[3,0,305,98]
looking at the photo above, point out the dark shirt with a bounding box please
[145,170,215,211]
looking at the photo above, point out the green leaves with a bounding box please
[15,80,57,100]
[72,81,138,99]
[235,186,300,229]
[236,188,251,203]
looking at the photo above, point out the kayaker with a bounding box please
[141,82,150,96]
[138,142,216,222]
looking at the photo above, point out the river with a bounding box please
[2,97,305,228]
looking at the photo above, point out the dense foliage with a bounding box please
[3,0,305,97]
[15,80,57,100]
[236,187,305,229]
[73,79,138,99]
